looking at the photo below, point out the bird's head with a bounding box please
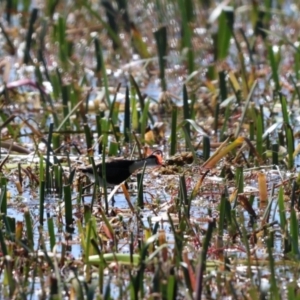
[145,150,164,166]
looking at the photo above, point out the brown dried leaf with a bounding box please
[257,172,268,202]
[238,194,257,218]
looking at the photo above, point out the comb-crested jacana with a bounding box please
[78,151,163,187]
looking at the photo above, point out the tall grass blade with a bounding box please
[24,208,34,251]
[167,268,177,300]
[4,258,16,297]
[130,75,154,125]
[137,163,146,208]
[101,148,109,214]
[290,208,299,257]
[140,100,150,140]
[84,123,93,155]
[285,123,294,170]
[236,166,244,193]
[278,130,285,146]
[239,215,252,279]
[131,87,139,132]
[154,26,167,91]
[272,143,278,167]
[96,114,103,151]
[170,106,178,155]
[124,86,130,143]
[45,123,53,192]
[39,158,45,225]
[46,0,59,17]
[280,95,289,125]
[64,184,73,227]
[47,217,56,250]
[256,112,263,158]
[178,0,194,73]
[100,118,110,147]
[83,1,122,49]
[181,126,197,162]
[23,8,38,64]
[220,100,231,141]
[278,186,286,231]
[179,175,189,218]
[94,37,110,108]
[131,23,151,62]
[218,193,226,238]
[195,218,215,299]
[235,80,257,137]
[0,177,7,214]
[215,7,234,60]
[116,0,130,31]
[266,237,280,299]
[102,1,119,50]
[57,15,68,68]
[167,213,182,266]
[2,215,13,240]
[94,36,102,73]
[108,141,118,156]
[56,100,85,132]
[0,224,7,256]
[108,83,121,123]
[268,45,280,92]
[219,71,227,101]
[61,85,70,129]
[183,85,190,144]
[202,136,210,161]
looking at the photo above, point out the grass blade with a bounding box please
[154,26,167,91]
[268,44,280,92]
[64,184,73,227]
[23,8,38,64]
[178,0,194,73]
[140,100,150,140]
[256,111,263,158]
[290,208,299,257]
[183,85,190,143]
[285,123,294,170]
[137,163,146,208]
[39,155,45,225]
[94,37,111,108]
[24,208,34,251]
[47,217,56,250]
[202,136,210,161]
[124,86,130,143]
[235,80,257,137]
[170,106,178,155]
[195,218,215,299]
[0,177,7,214]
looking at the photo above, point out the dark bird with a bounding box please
[78,151,163,187]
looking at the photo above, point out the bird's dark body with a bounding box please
[79,154,161,186]
[83,160,138,185]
